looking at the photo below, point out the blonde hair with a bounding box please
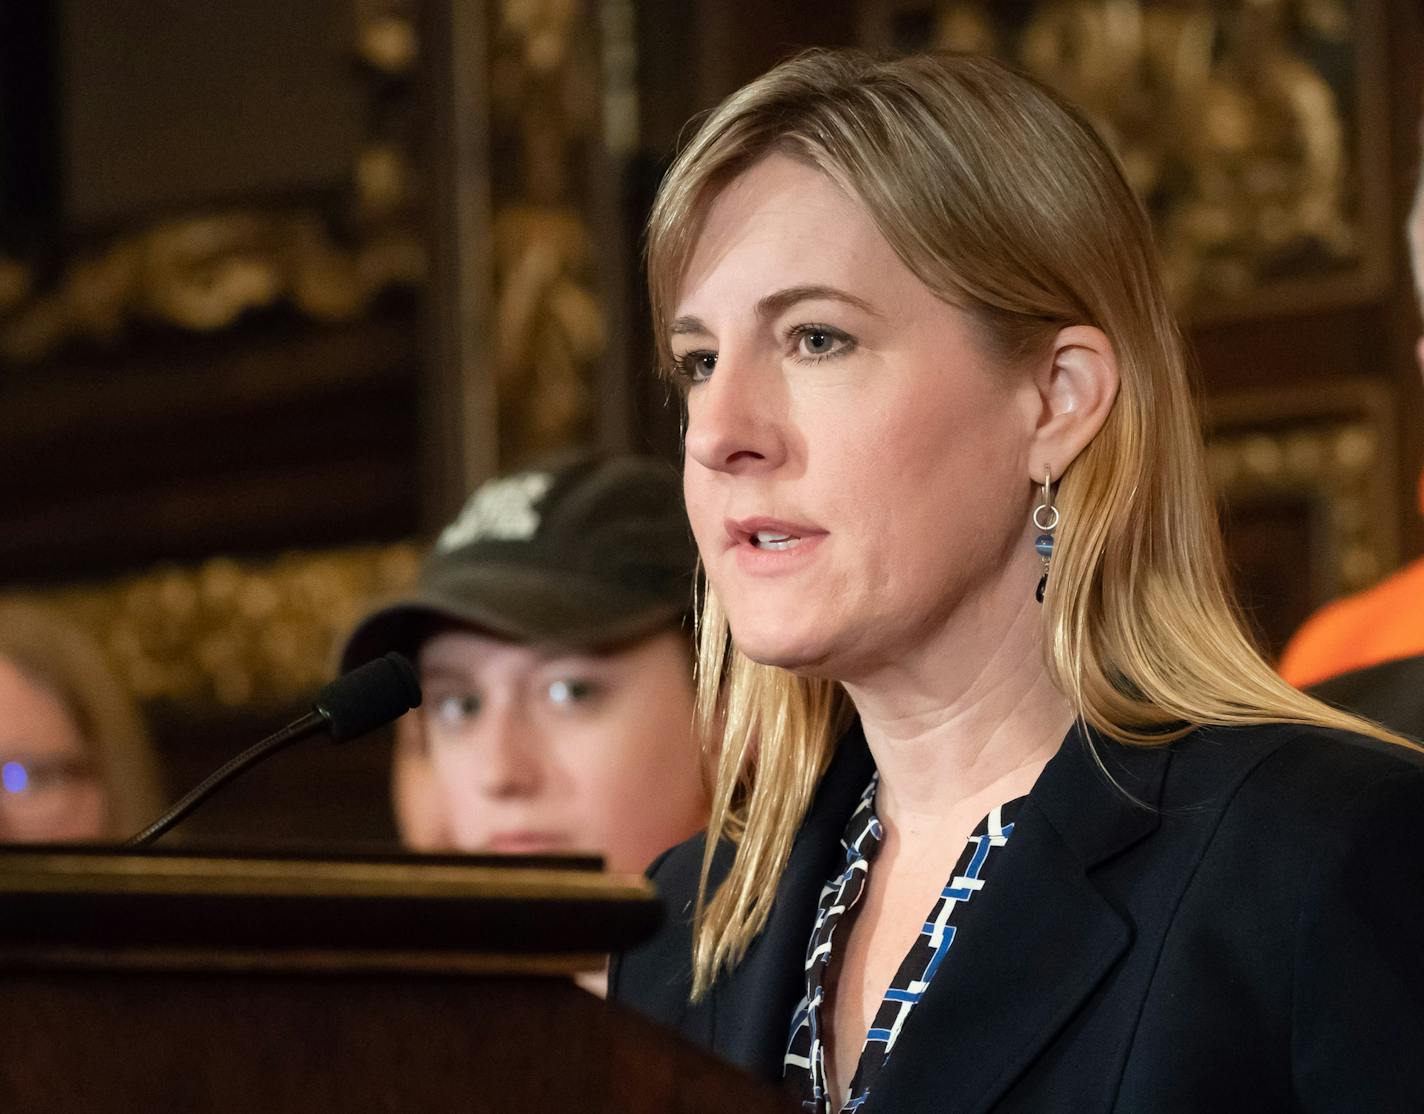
[647,50,1416,999]
[0,600,164,836]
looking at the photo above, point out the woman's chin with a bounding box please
[728,622,837,674]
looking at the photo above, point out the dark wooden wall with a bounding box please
[2,5,424,588]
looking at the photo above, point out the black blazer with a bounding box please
[1312,653,1424,742]
[612,721,1424,1113]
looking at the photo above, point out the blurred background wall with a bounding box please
[1,0,1420,845]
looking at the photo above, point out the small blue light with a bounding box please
[2,762,28,794]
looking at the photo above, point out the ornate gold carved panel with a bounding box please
[1205,379,1399,654]
[487,0,612,464]
[1,545,421,711]
[0,1,423,365]
[862,0,1391,322]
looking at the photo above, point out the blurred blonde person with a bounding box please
[0,601,163,842]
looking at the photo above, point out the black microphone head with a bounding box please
[314,652,422,743]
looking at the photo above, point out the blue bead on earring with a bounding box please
[1032,468,1059,604]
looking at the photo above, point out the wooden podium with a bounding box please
[0,846,795,1113]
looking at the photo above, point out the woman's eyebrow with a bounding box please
[755,284,881,319]
[669,285,882,339]
[670,316,710,337]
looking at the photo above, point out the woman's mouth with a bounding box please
[751,529,803,551]
[725,517,827,571]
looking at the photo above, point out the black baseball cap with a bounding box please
[338,454,698,672]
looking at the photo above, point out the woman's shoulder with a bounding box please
[642,829,727,913]
[1163,720,1424,830]
[610,830,731,1015]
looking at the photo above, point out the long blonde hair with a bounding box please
[647,50,1413,999]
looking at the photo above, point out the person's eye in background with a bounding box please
[0,755,93,797]
[0,755,99,833]
[544,677,605,711]
[427,691,482,732]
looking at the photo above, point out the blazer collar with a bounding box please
[1031,722,1173,868]
[708,722,877,1079]
[868,723,1174,1114]
[704,719,1176,1110]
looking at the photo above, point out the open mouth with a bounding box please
[751,529,802,551]
[726,517,825,555]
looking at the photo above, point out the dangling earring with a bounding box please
[1033,468,1058,604]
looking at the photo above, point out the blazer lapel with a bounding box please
[867,726,1173,1114]
[709,726,878,1081]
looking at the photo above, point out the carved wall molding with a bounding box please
[1205,378,1400,604]
[863,0,1391,321]
[0,215,425,364]
[488,0,611,464]
[0,1,424,365]
[1,545,422,711]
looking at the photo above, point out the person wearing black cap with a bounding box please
[340,454,708,877]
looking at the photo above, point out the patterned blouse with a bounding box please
[783,773,1024,1113]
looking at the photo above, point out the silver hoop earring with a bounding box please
[1032,467,1058,604]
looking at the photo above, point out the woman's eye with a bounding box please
[546,678,601,707]
[791,325,853,362]
[672,350,717,385]
[431,693,481,726]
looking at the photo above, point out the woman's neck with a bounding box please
[841,585,1073,834]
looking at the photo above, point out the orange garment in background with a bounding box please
[1278,472,1424,688]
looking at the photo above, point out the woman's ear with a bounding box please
[1026,324,1119,481]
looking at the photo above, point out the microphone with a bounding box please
[313,652,423,742]
[125,652,421,848]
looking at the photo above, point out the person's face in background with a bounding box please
[394,627,705,873]
[0,656,108,842]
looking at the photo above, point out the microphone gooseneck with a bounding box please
[125,652,421,848]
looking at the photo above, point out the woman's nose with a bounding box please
[682,353,787,475]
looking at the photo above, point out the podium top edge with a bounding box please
[0,847,656,904]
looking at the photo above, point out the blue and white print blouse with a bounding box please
[783,772,1023,1113]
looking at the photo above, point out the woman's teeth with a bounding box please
[752,530,801,550]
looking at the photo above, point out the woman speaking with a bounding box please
[611,50,1424,1113]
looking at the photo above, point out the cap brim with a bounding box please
[338,563,689,674]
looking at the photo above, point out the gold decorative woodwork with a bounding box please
[0,215,425,363]
[1205,379,1399,603]
[489,0,608,464]
[1,545,421,711]
[355,0,420,75]
[865,0,1386,318]
[0,2,423,365]
[1208,423,1383,591]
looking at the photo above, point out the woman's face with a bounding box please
[400,628,705,874]
[673,155,1041,679]
[0,657,108,842]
